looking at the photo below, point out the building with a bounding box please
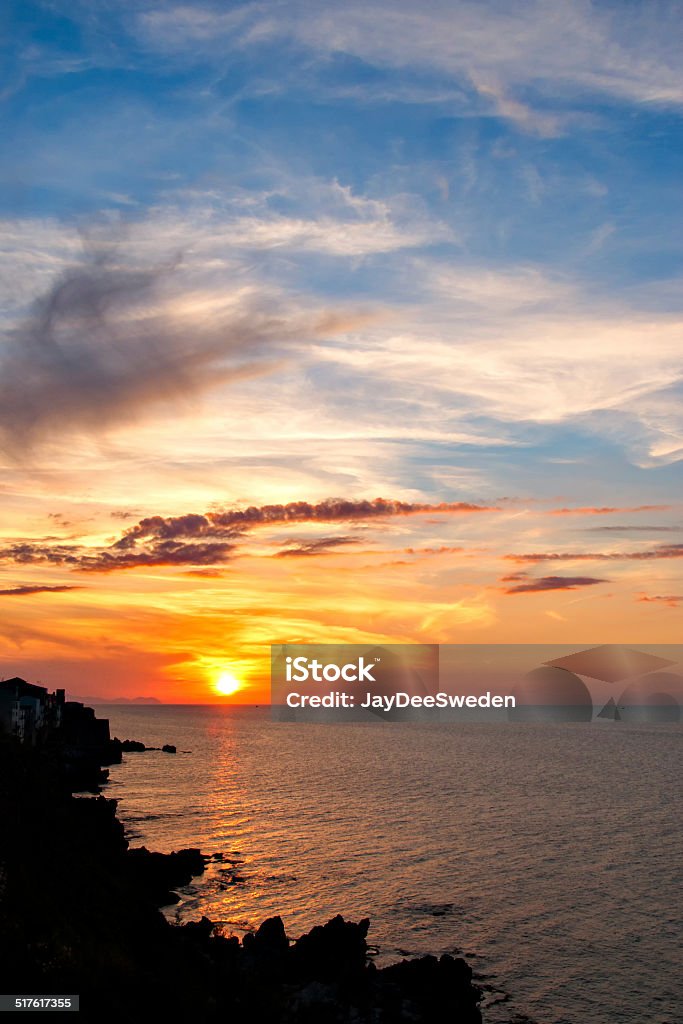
[0,677,65,744]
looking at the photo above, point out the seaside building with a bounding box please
[0,677,65,744]
[0,678,113,747]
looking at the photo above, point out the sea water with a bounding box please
[100,706,682,1024]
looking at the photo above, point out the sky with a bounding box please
[0,0,682,702]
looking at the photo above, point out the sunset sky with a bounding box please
[1,1,682,702]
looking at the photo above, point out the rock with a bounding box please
[126,846,206,906]
[120,739,147,752]
[380,953,482,1022]
[162,744,176,753]
[179,916,215,947]
[1,723,485,1024]
[290,914,370,983]
[253,915,289,956]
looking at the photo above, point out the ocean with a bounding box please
[100,706,681,1024]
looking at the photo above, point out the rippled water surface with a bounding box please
[101,706,682,1024]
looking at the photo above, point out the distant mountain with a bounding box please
[67,693,162,705]
[114,696,162,704]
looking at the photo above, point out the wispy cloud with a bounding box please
[582,525,681,533]
[547,505,672,516]
[134,2,683,121]
[502,574,607,594]
[274,536,359,557]
[506,544,683,564]
[637,593,683,608]
[0,584,83,597]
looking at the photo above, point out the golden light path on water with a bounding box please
[104,706,682,1024]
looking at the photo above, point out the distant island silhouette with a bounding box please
[68,694,163,705]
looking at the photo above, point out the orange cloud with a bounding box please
[546,504,672,515]
[637,593,683,608]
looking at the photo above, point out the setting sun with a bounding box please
[214,671,242,697]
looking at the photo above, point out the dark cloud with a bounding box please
[274,536,358,557]
[503,575,607,594]
[0,584,83,596]
[582,525,681,533]
[118,497,495,546]
[506,544,683,564]
[82,540,238,572]
[0,543,82,566]
[113,513,217,549]
[0,539,236,573]
[0,238,293,454]
[0,496,494,573]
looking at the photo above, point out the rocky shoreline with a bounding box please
[0,712,484,1022]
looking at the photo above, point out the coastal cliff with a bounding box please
[0,716,482,1023]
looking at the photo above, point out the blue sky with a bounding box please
[1,1,682,694]
[3,0,683,493]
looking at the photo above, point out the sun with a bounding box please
[214,671,242,697]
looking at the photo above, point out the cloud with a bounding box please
[547,505,672,516]
[503,574,607,594]
[5,213,683,469]
[470,77,563,137]
[583,525,681,533]
[0,232,323,454]
[315,283,683,465]
[0,584,83,596]
[637,593,683,608]
[0,497,496,573]
[0,187,445,318]
[274,536,359,557]
[0,539,237,573]
[184,569,226,578]
[134,2,683,120]
[0,543,82,567]
[404,545,464,555]
[506,543,683,564]
[426,265,573,311]
[222,188,452,255]
[117,497,496,546]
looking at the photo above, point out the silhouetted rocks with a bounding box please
[290,914,370,982]
[221,913,482,1023]
[118,738,147,752]
[382,953,481,1021]
[127,846,206,906]
[68,793,128,860]
[107,738,179,755]
[0,718,484,1023]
